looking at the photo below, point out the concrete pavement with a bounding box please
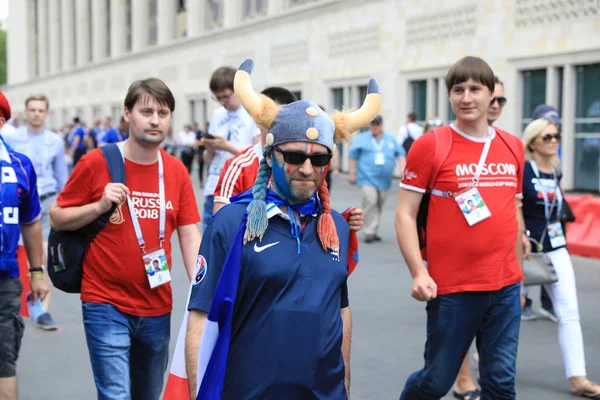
[17,174,600,399]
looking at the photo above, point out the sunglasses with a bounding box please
[427,119,442,126]
[273,148,332,167]
[490,96,507,107]
[541,133,561,142]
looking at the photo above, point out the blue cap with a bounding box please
[532,104,560,124]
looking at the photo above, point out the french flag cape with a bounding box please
[163,206,358,399]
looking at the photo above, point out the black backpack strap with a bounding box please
[98,144,126,224]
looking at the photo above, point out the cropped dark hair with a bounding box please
[445,56,495,93]
[260,87,297,105]
[407,112,417,122]
[209,66,236,93]
[124,78,175,112]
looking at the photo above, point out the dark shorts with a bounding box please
[0,278,24,378]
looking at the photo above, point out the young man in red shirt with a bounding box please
[396,57,526,400]
[50,78,201,400]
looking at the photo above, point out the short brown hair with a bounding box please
[25,94,49,110]
[209,66,236,93]
[124,78,175,112]
[445,57,495,93]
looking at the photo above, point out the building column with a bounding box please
[187,0,206,37]
[546,66,559,109]
[47,0,61,73]
[131,0,149,51]
[268,0,285,14]
[561,65,576,191]
[158,0,176,45]
[36,0,48,76]
[92,0,108,61]
[110,0,125,57]
[426,77,437,118]
[75,0,91,66]
[60,0,75,70]
[223,0,239,28]
[437,77,449,122]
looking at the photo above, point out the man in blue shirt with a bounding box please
[99,116,129,146]
[67,117,87,166]
[348,115,406,243]
[3,94,68,331]
[184,59,380,399]
[0,92,49,400]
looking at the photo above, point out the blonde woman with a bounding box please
[522,117,599,398]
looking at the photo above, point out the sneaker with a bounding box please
[521,305,537,321]
[36,312,58,331]
[538,307,559,323]
[373,235,382,242]
[364,236,375,243]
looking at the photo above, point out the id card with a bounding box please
[455,187,491,226]
[547,222,567,248]
[143,249,171,289]
[26,292,45,321]
[374,152,385,165]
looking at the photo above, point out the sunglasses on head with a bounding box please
[541,133,561,142]
[490,96,507,107]
[273,147,332,167]
[427,119,442,126]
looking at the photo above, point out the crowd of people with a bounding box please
[0,54,596,400]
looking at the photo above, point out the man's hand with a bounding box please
[411,272,437,302]
[348,208,363,232]
[203,135,228,151]
[348,172,356,185]
[30,276,50,302]
[97,183,129,214]
[522,233,532,259]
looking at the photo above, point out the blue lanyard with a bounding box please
[530,160,562,222]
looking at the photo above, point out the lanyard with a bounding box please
[472,132,493,185]
[371,136,385,152]
[118,143,166,253]
[530,160,562,222]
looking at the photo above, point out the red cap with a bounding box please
[0,92,11,121]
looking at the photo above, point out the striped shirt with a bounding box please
[213,143,262,205]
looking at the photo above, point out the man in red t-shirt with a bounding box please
[50,78,201,400]
[396,57,526,400]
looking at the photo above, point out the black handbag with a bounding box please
[560,198,576,224]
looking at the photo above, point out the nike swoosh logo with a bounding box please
[254,241,280,252]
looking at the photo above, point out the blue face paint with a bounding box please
[272,155,294,201]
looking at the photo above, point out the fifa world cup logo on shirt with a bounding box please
[110,203,125,225]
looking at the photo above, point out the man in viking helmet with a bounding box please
[185,59,380,399]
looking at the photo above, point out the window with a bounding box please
[111,104,122,125]
[125,0,132,51]
[178,0,187,12]
[206,0,224,29]
[33,0,39,76]
[189,99,208,126]
[574,63,600,192]
[149,0,158,45]
[243,0,267,18]
[88,1,93,61]
[291,91,302,101]
[92,105,103,119]
[410,80,427,124]
[331,88,344,171]
[521,69,546,131]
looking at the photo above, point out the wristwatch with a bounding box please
[29,266,45,273]
[523,229,530,237]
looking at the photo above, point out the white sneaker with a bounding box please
[538,307,558,323]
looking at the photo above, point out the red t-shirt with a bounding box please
[400,126,525,295]
[57,148,201,316]
[213,144,260,204]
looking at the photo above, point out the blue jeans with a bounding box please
[202,195,214,232]
[82,302,171,400]
[400,283,521,400]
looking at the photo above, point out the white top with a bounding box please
[204,106,260,197]
[178,130,197,147]
[397,122,424,145]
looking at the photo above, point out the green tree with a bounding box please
[0,29,6,85]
